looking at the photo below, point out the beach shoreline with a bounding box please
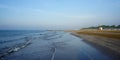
[66,30,120,60]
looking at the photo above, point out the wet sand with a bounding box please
[69,30,120,60]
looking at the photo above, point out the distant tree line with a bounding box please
[82,25,120,29]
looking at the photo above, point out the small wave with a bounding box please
[51,47,56,60]
[0,36,28,44]
[44,34,63,40]
[0,37,32,59]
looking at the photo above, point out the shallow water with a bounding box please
[0,30,113,60]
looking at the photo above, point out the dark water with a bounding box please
[0,30,113,60]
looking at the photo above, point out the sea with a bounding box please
[0,30,57,59]
[0,30,115,60]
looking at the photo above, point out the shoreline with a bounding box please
[67,30,120,60]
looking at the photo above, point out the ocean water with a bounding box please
[0,30,48,57]
[0,30,65,59]
[0,30,114,60]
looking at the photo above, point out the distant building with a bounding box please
[99,27,103,30]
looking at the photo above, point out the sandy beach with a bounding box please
[67,30,120,59]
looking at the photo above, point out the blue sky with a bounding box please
[0,0,120,30]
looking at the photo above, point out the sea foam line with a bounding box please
[51,48,56,60]
[0,39,32,59]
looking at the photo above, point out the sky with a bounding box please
[0,0,120,30]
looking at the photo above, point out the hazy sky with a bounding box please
[0,0,120,30]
